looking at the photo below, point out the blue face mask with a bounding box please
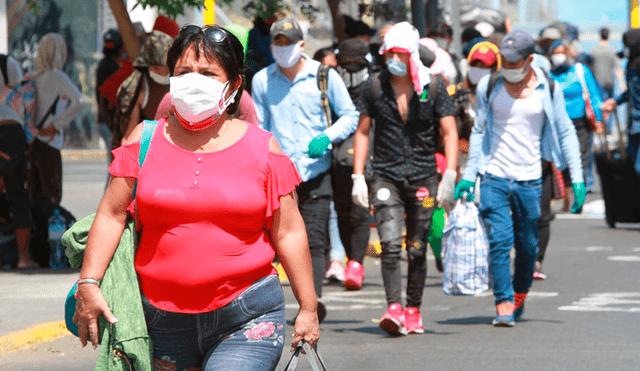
[386,59,408,76]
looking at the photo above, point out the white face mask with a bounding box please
[272,41,303,68]
[550,54,568,68]
[170,73,237,128]
[502,62,529,84]
[149,70,170,85]
[467,66,491,85]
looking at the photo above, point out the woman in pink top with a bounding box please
[74,25,318,370]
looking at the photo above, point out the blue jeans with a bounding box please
[142,275,286,371]
[479,174,541,305]
[328,201,346,263]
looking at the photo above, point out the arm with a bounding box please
[583,65,604,122]
[461,77,490,182]
[251,71,270,131]
[75,124,143,349]
[267,137,319,349]
[50,71,84,131]
[323,68,359,142]
[353,114,371,176]
[553,82,583,184]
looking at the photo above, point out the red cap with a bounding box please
[153,15,180,38]
[467,41,500,68]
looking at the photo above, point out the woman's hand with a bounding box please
[291,308,319,350]
[601,98,616,113]
[72,283,117,349]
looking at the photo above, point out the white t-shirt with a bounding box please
[0,55,24,123]
[486,87,545,181]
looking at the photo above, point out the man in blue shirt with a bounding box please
[252,18,359,323]
[455,31,585,327]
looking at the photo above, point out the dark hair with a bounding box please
[313,47,335,63]
[600,27,610,41]
[167,25,245,115]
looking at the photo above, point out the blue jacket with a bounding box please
[252,55,359,182]
[615,66,640,135]
[463,66,584,184]
[550,63,604,122]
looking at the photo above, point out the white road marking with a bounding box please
[632,248,640,252]
[607,255,640,262]
[559,293,640,313]
[556,199,605,219]
[474,291,558,298]
[586,246,613,251]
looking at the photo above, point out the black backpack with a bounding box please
[30,196,76,268]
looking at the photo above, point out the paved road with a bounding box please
[1,158,640,370]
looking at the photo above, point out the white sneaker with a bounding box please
[325,261,345,282]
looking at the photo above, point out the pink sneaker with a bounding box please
[325,261,345,282]
[404,307,424,334]
[379,303,406,336]
[344,260,364,290]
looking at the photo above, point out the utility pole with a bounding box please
[411,0,426,37]
[106,0,140,62]
[632,0,639,28]
[204,0,215,25]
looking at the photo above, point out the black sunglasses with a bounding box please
[179,25,230,43]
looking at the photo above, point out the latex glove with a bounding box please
[572,182,586,214]
[436,169,457,207]
[351,174,369,208]
[454,179,475,202]
[307,133,331,158]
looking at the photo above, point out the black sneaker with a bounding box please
[435,258,443,273]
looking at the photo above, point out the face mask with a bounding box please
[170,73,237,131]
[386,59,407,76]
[550,54,568,68]
[272,41,303,68]
[337,65,369,89]
[467,66,491,85]
[149,70,170,85]
[502,62,529,84]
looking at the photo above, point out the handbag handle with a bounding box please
[283,341,328,371]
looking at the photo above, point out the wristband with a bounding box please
[77,278,101,286]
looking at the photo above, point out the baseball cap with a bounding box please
[103,28,122,50]
[270,18,303,42]
[337,38,369,61]
[153,15,180,38]
[539,27,562,41]
[500,30,535,63]
[468,41,500,67]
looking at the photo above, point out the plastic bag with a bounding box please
[441,201,490,295]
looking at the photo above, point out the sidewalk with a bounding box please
[61,149,106,161]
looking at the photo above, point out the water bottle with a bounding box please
[48,209,67,269]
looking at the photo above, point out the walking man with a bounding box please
[352,22,458,335]
[252,18,359,322]
[454,31,585,327]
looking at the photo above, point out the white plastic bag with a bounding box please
[441,201,490,295]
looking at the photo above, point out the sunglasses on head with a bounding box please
[180,25,230,43]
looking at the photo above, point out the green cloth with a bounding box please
[428,206,446,259]
[223,23,249,61]
[63,214,152,371]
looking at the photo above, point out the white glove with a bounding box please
[351,174,369,208]
[436,169,457,207]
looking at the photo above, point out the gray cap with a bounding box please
[270,18,303,42]
[500,30,535,63]
[337,38,369,61]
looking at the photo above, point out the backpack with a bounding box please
[0,56,37,143]
[30,195,77,268]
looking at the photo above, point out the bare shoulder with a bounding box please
[269,135,284,154]
[122,122,144,145]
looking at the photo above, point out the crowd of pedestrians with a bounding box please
[2,9,638,371]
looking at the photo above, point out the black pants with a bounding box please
[297,171,332,298]
[29,138,62,205]
[562,116,591,185]
[537,163,555,264]
[371,174,438,308]
[332,163,370,264]
[0,124,31,229]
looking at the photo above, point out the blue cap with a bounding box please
[500,30,535,63]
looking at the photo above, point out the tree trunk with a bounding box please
[106,0,139,63]
[326,0,347,44]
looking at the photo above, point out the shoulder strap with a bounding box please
[485,72,501,100]
[317,64,332,127]
[0,55,8,86]
[574,63,588,99]
[133,119,158,198]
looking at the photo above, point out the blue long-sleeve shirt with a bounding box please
[252,55,360,182]
[615,66,640,135]
[550,63,604,122]
[463,66,584,184]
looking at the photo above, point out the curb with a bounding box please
[0,320,71,356]
[61,149,106,161]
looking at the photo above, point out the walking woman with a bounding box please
[74,25,318,370]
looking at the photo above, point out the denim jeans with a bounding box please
[371,175,438,308]
[142,275,286,371]
[328,201,346,263]
[479,174,542,305]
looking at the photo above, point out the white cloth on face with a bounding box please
[35,33,67,74]
[379,22,431,94]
